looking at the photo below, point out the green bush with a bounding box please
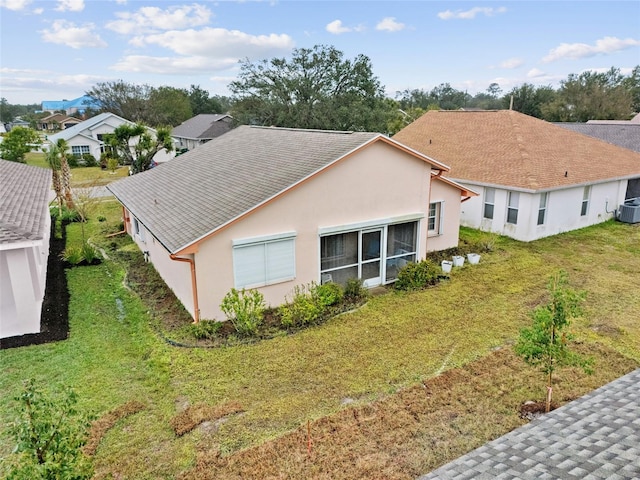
[81,243,100,264]
[61,247,83,265]
[67,154,79,167]
[315,282,344,307]
[3,379,94,480]
[395,259,440,291]
[61,243,101,265]
[81,153,98,167]
[344,278,368,302]
[279,284,323,328]
[190,320,222,340]
[220,288,265,336]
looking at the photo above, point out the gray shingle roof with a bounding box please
[419,368,640,480]
[47,112,136,143]
[171,114,232,140]
[554,123,640,153]
[107,126,383,253]
[0,159,51,246]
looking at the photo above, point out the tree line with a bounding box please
[2,45,639,136]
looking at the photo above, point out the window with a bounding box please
[233,234,295,289]
[581,186,591,216]
[484,188,495,219]
[506,191,519,224]
[428,202,443,234]
[320,221,418,286]
[537,192,548,225]
[132,217,145,242]
[71,145,90,156]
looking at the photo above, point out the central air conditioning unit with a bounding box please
[618,197,640,224]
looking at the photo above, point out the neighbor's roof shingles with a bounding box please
[107,126,448,254]
[554,123,640,153]
[394,110,640,191]
[171,114,232,140]
[0,160,52,246]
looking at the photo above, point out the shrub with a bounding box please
[67,154,80,167]
[61,243,101,265]
[279,283,324,328]
[62,246,84,265]
[190,320,222,340]
[97,215,106,222]
[220,288,265,336]
[3,379,94,480]
[82,153,98,167]
[344,278,369,302]
[81,243,100,264]
[395,259,440,291]
[315,282,343,307]
[106,157,119,173]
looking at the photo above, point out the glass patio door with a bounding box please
[361,229,382,287]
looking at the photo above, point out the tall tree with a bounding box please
[429,83,470,110]
[0,126,41,162]
[104,124,173,174]
[623,65,640,114]
[515,271,593,413]
[86,80,153,123]
[504,83,557,118]
[229,44,390,132]
[147,86,192,126]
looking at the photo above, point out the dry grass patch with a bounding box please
[84,400,146,456]
[179,344,638,480]
[171,402,244,437]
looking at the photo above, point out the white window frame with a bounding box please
[132,216,146,243]
[71,145,90,156]
[581,186,591,216]
[233,232,296,289]
[428,201,444,235]
[506,191,519,225]
[483,188,495,219]
[537,192,548,226]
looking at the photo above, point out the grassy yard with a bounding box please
[1,198,638,479]
[25,151,129,187]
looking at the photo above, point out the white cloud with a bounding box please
[527,68,546,78]
[499,58,524,69]
[542,36,640,63]
[376,17,405,32]
[132,28,294,58]
[326,19,350,34]
[55,0,84,12]
[111,55,238,74]
[0,0,31,11]
[106,4,212,35]
[33,6,42,13]
[40,20,107,49]
[438,6,507,20]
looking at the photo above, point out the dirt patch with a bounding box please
[170,402,244,437]
[84,400,146,456]
[519,400,558,420]
[0,219,70,350]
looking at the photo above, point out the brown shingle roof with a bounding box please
[0,160,52,246]
[394,110,640,191]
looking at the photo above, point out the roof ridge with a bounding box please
[248,125,360,135]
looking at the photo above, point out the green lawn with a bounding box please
[25,152,129,187]
[1,200,639,478]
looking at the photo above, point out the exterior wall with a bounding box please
[125,212,195,317]
[66,135,102,161]
[459,179,628,241]
[427,178,465,251]
[0,215,51,338]
[194,141,437,320]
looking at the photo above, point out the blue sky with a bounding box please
[1,0,639,105]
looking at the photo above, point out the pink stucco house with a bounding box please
[107,126,476,322]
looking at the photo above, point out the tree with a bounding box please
[3,379,93,479]
[623,65,640,114]
[147,86,192,126]
[188,84,231,115]
[503,83,557,118]
[514,271,593,413]
[46,138,74,210]
[104,123,173,174]
[229,44,390,132]
[86,80,153,124]
[0,126,41,162]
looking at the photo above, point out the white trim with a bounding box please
[318,213,424,236]
[233,231,296,247]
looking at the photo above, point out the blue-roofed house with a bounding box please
[41,95,100,116]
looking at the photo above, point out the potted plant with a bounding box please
[467,253,481,265]
[452,255,465,267]
[441,260,453,273]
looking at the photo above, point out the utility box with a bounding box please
[618,197,640,224]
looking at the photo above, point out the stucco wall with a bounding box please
[459,180,628,241]
[427,177,465,252]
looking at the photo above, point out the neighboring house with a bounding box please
[0,160,52,339]
[554,117,640,154]
[8,118,30,130]
[171,114,233,151]
[39,113,82,132]
[107,126,476,321]
[394,110,640,242]
[46,112,173,163]
[41,95,100,116]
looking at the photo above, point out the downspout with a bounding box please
[106,205,128,237]
[169,253,200,323]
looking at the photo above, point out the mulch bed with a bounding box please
[0,219,71,350]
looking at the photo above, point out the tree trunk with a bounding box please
[60,158,74,209]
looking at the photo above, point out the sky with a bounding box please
[1,0,639,106]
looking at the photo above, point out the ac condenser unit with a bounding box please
[618,198,640,224]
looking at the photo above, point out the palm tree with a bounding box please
[46,142,64,215]
[55,139,74,209]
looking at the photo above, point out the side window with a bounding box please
[506,191,519,224]
[484,188,495,219]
